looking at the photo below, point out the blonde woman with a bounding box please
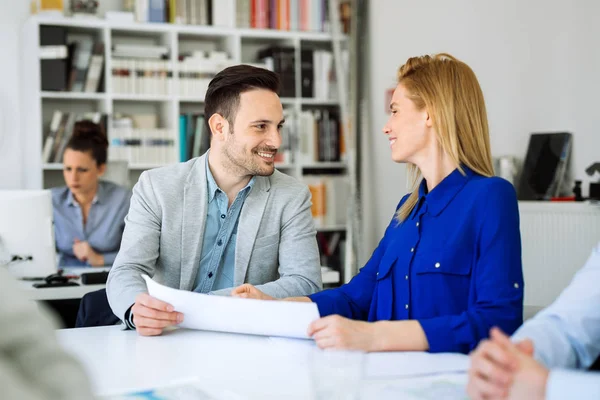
[232,53,524,354]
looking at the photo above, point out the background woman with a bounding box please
[52,120,131,267]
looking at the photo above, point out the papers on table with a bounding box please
[142,275,320,339]
[365,352,470,379]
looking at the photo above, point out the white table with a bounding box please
[20,267,109,301]
[57,326,469,399]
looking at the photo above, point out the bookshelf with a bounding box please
[20,2,355,286]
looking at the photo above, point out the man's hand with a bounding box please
[231,284,275,300]
[307,315,377,351]
[131,293,184,336]
[467,327,549,400]
[72,239,104,266]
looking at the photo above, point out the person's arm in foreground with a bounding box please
[468,327,600,400]
[0,268,94,400]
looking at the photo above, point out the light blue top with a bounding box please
[513,242,600,400]
[51,181,131,267]
[193,156,255,293]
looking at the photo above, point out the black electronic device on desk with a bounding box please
[80,271,109,285]
[32,271,79,288]
[517,132,572,200]
[586,163,600,201]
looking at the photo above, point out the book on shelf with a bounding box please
[178,51,233,97]
[83,42,105,93]
[39,26,69,92]
[69,36,95,92]
[305,175,349,228]
[179,113,210,161]
[298,109,344,163]
[131,0,331,32]
[257,46,296,97]
[42,111,106,163]
[111,114,176,166]
[40,30,106,93]
[111,59,174,96]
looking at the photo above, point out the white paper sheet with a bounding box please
[142,275,320,339]
[365,352,470,379]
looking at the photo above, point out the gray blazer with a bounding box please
[107,154,322,321]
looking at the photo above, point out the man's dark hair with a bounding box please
[65,120,109,165]
[204,65,280,131]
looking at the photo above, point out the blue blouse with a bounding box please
[309,167,524,354]
[52,181,131,267]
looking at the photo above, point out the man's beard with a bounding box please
[221,134,277,177]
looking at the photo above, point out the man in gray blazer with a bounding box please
[107,65,322,336]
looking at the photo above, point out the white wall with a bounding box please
[0,1,30,188]
[362,0,600,262]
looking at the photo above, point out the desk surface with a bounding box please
[57,326,468,399]
[20,267,109,301]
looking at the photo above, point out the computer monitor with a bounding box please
[517,132,572,200]
[0,190,57,278]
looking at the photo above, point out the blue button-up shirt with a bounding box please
[51,181,131,267]
[193,158,255,293]
[309,166,524,353]
[513,242,600,400]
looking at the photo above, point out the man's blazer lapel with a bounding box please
[234,176,270,286]
[180,155,208,291]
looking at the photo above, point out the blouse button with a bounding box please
[416,222,419,227]
[410,247,415,253]
[514,282,520,289]
[405,304,409,309]
[435,262,441,268]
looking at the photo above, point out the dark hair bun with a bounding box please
[71,120,108,148]
[65,120,109,165]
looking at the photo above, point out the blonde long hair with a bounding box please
[395,53,494,222]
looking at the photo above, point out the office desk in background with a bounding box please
[19,267,110,328]
[58,326,469,399]
[19,266,109,301]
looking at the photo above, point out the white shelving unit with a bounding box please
[21,9,354,285]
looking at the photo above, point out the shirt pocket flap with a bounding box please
[415,248,472,276]
[376,250,398,280]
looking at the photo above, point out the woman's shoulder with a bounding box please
[464,174,518,214]
[99,181,131,202]
[50,186,70,204]
[467,174,517,198]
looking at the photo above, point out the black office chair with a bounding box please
[75,288,120,328]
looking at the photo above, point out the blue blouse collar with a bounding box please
[67,181,105,207]
[417,165,476,217]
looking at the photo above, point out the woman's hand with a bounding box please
[231,284,275,300]
[307,315,377,351]
[73,239,104,266]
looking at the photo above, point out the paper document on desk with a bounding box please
[143,275,320,339]
[365,352,470,379]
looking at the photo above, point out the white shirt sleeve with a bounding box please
[512,242,600,369]
[546,369,600,400]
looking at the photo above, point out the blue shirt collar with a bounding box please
[417,165,475,217]
[205,153,255,203]
[67,181,104,207]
